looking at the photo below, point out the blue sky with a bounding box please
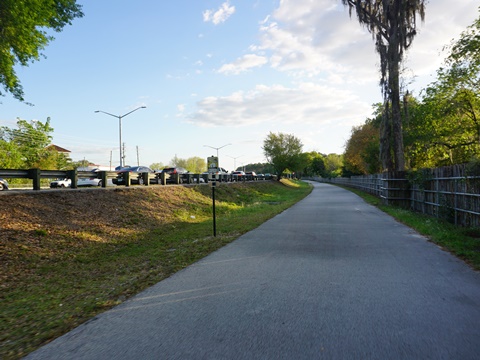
[1,0,478,171]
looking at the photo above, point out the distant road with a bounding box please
[26,182,480,359]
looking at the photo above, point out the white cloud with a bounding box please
[253,0,380,81]
[203,2,236,25]
[217,54,268,75]
[187,82,371,128]
[254,0,479,93]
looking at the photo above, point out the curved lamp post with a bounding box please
[95,106,146,168]
[203,143,232,158]
[203,143,231,168]
[226,154,243,172]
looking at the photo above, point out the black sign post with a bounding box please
[211,181,217,237]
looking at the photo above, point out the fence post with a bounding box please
[29,168,41,190]
[141,172,149,186]
[100,171,107,188]
[124,171,130,187]
[68,169,77,189]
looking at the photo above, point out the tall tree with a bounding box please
[301,151,326,177]
[405,11,480,168]
[185,156,207,173]
[324,153,344,178]
[262,132,303,180]
[344,121,380,174]
[0,0,83,102]
[1,118,54,168]
[150,162,165,171]
[341,0,426,171]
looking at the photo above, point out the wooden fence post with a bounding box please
[160,172,166,185]
[141,172,149,186]
[173,173,180,184]
[29,168,41,190]
[68,169,77,189]
[100,171,107,188]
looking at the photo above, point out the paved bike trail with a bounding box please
[26,182,480,359]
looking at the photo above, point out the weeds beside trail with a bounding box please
[0,180,312,359]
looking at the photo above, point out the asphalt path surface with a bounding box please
[26,182,480,359]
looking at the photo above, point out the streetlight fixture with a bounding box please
[226,154,243,171]
[203,143,231,168]
[95,106,146,168]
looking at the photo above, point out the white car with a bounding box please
[77,177,102,187]
[50,178,71,188]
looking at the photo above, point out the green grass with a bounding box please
[336,185,480,271]
[1,180,312,359]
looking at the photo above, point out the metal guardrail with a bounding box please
[0,168,268,191]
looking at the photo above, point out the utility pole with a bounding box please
[136,146,140,166]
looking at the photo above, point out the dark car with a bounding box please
[231,171,245,181]
[113,166,154,185]
[0,178,9,191]
[161,167,189,183]
[245,171,258,181]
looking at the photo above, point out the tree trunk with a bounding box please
[390,60,405,171]
[387,5,405,171]
[380,103,393,171]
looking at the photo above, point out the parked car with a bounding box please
[50,178,71,188]
[77,168,103,187]
[194,175,206,183]
[0,178,9,191]
[257,173,265,180]
[231,171,245,181]
[113,166,154,185]
[245,171,258,180]
[161,167,189,183]
[207,167,229,181]
[78,176,102,187]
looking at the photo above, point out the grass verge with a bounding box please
[336,185,480,271]
[1,180,311,359]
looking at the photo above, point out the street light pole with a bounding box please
[95,106,146,168]
[203,143,231,168]
[226,154,243,171]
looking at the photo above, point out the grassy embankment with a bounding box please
[1,180,312,359]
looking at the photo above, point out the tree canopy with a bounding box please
[0,0,84,102]
[0,118,70,169]
[343,9,480,172]
[169,156,207,173]
[263,132,303,179]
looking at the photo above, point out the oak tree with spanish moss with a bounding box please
[341,0,426,171]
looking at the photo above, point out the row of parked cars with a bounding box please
[45,166,274,189]
[0,167,276,191]
[48,166,194,188]
[112,166,191,185]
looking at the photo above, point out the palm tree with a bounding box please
[341,0,426,171]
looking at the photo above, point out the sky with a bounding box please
[1,0,478,172]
